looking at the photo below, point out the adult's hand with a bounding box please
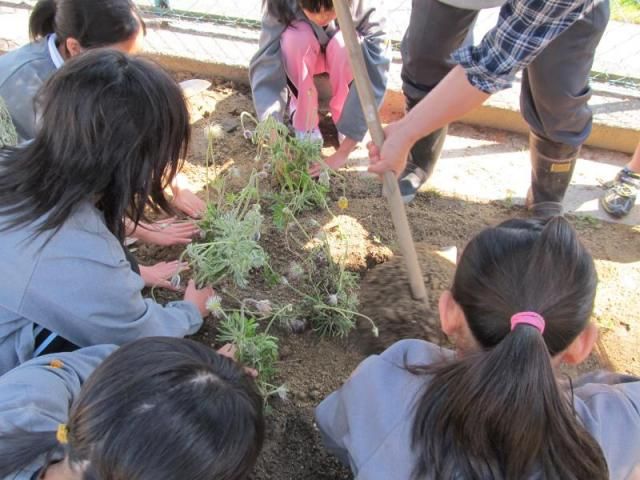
[184,279,215,317]
[132,218,199,246]
[140,261,189,291]
[369,66,491,177]
[367,121,415,177]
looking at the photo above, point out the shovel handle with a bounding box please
[332,0,427,301]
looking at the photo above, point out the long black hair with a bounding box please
[263,0,337,26]
[410,217,609,479]
[0,49,190,241]
[0,337,265,480]
[29,0,145,48]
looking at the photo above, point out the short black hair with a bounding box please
[0,338,265,479]
[29,0,145,48]
[263,0,343,26]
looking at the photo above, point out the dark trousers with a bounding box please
[400,0,610,146]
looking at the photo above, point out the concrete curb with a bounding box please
[146,52,640,155]
[1,0,638,155]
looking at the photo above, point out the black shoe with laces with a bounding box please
[601,167,640,218]
[399,165,429,203]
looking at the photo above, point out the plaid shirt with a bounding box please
[452,0,597,93]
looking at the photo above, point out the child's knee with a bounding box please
[281,22,320,57]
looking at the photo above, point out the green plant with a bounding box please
[241,113,330,229]
[214,299,291,401]
[217,311,279,381]
[571,214,601,230]
[184,171,267,288]
[282,208,378,338]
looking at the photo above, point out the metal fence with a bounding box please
[3,0,640,90]
[135,0,640,91]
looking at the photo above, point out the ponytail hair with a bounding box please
[262,0,338,26]
[29,0,145,49]
[0,338,265,480]
[410,217,608,479]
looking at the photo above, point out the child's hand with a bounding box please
[140,261,189,291]
[170,173,206,218]
[172,188,206,218]
[132,218,200,246]
[309,135,357,177]
[217,343,258,378]
[309,150,349,177]
[184,280,215,317]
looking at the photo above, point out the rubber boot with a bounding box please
[526,131,580,218]
[398,96,448,203]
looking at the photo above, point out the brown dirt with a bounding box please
[135,73,640,479]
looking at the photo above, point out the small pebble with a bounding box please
[289,318,307,334]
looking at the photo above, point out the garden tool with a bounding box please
[332,0,427,301]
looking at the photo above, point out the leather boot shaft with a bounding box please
[528,131,580,218]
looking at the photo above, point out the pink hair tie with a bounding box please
[510,312,545,334]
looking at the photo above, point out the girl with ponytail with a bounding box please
[0,337,264,480]
[316,217,640,479]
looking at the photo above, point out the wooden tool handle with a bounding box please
[333,0,427,301]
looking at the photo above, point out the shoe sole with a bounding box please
[401,192,416,204]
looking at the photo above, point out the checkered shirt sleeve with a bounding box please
[452,0,593,93]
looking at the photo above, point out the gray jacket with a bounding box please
[0,38,56,142]
[0,345,116,480]
[0,200,202,376]
[248,0,391,141]
[316,339,640,480]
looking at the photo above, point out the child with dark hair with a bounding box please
[0,50,214,374]
[250,0,390,173]
[0,337,265,480]
[0,0,145,142]
[0,0,205,249]
[317,217,640,479]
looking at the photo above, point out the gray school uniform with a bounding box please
[316,339,640,480]
[401,0,609,146]
[0,199,202,376]
[0,36,59,142]
[249,0,391,142]
[0,345,115,480]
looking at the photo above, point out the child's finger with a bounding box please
[309,163,322,177]
[217,343,237,359]
[158,279,180,291]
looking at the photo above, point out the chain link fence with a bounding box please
[1,0,639,90]
[135,0,640,92]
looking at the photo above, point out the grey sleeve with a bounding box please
[249,12,289,123]
[335,0,391,142]
[315,355,380,473]
[0,345,115,434]
[316,340,444,477]
[0,65,42,142]
[575,379,640,479]
[21,238,202,348]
